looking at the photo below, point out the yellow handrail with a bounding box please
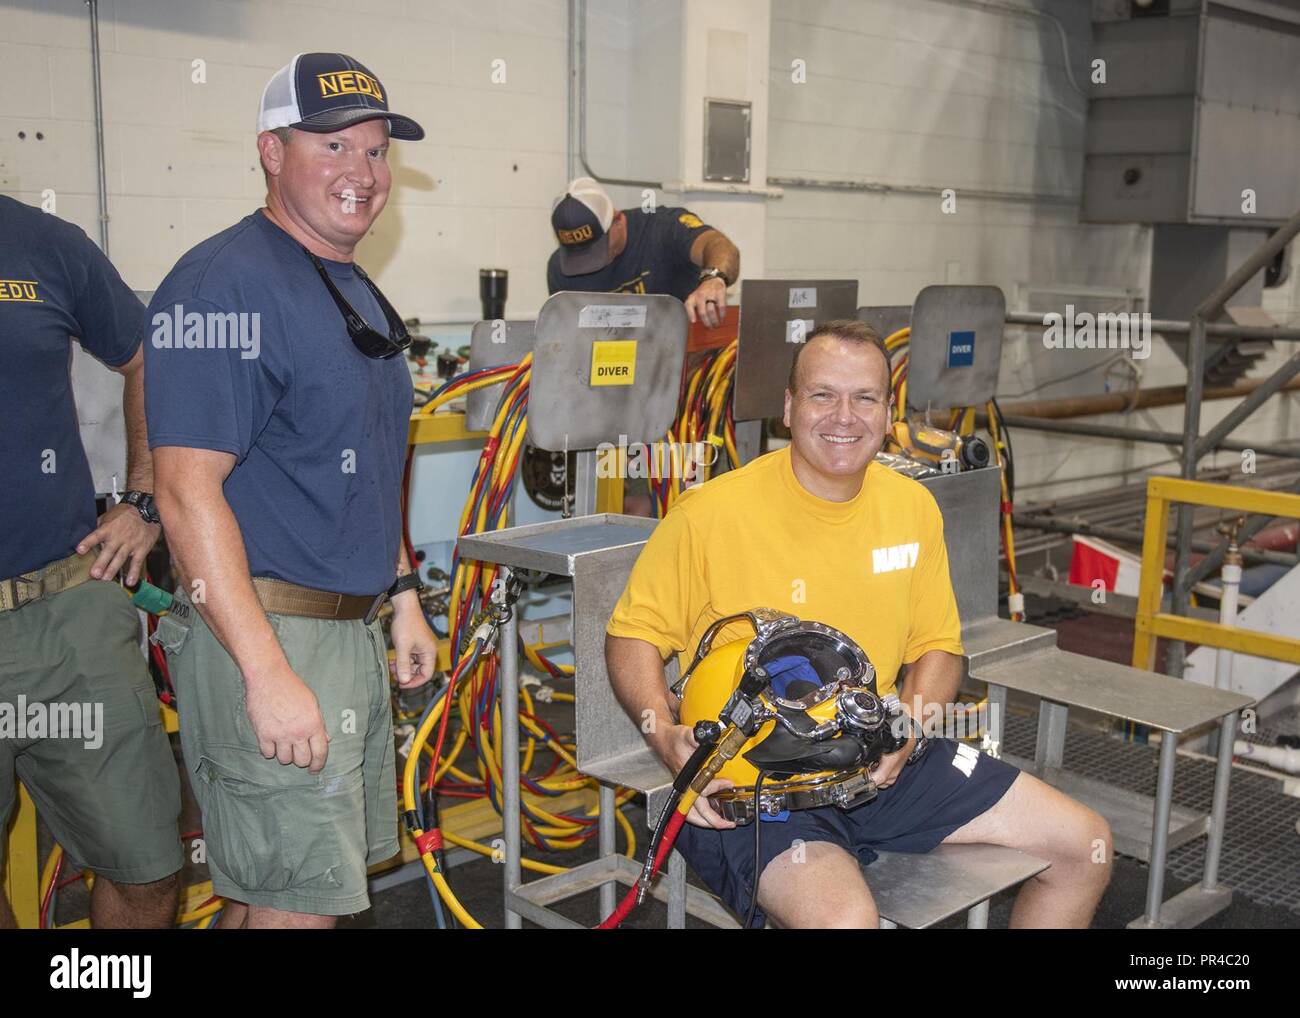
[1132,476,1300,671]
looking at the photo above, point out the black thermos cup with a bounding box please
[480,268,508,321]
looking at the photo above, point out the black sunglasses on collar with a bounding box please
[303,246,410,360]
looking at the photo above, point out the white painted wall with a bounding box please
[620,0,770,280]
[0,0,633,320]
[766,0,1300,503]
[4,0,1297,509]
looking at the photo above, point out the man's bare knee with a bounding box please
[1060,808,1113,883]
[758,841,877,928]
[1036,802,1112,875]
[808,895,879,929]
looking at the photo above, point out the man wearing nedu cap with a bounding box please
[547,177,741,329]
[144,53,438,928]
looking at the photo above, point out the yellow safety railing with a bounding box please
[1133,476,1300,671]
[408,409,485,447]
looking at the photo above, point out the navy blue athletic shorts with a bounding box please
[674,738,1021,927]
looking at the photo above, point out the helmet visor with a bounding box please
[756,629,868,709]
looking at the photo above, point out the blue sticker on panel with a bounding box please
[947,330,975,367]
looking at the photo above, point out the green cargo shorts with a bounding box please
[165,597,399,916]
[0,579,183,883]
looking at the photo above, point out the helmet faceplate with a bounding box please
[676,610,880,792]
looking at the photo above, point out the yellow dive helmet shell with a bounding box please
[675,609,879,793]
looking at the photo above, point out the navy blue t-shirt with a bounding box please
[143,211,413,596]
[546,206,712,301]
[0,195,144,578]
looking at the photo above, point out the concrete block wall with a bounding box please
[766,0,1300,503]
[0,0,633,319]
[4,0,1297,506]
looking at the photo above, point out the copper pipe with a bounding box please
[1000,377,1300,420]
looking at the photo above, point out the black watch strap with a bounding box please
[387,571,424,600]
[121,490,160,525]
[905,714,928,764]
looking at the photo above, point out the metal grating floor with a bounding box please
[1002,711,1300,915]
[1252,704,1300,747]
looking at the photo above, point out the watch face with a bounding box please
[125,492,159,522]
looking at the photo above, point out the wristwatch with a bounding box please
[698,266,731,287]
[387,571,425,600]
[120,490,161,525]
[905,717,929,765]
[894,709,927,765]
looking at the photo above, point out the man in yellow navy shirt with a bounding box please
[606,319,1113,929]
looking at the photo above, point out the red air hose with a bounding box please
[595,809,688,929]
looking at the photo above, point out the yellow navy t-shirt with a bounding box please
[607,446,963,696]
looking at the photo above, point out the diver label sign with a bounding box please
[947,330,975,368]
[590,340,637,386]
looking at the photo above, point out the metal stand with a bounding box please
[597,785,616,918]
[978,663,1249,930]
[733,419,763,464]
[500,608,522,929]
[1128,711,1240,929]
[459,514,731,929]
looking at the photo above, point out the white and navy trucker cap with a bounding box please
[258,52,424,140]
[550,177,616,275]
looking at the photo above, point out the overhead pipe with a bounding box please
[766,175,1077,205]
[1208,521,1244,756]
[1233,741,1300,775]
[566,0,576,180]
[1010,513,1295,569]
[1185,484,1300,590]
[86,0,110,254]
[996,377,1300,420]
[983,412,1300,461]
[574,0,662,190]
[930,0,1088,98]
